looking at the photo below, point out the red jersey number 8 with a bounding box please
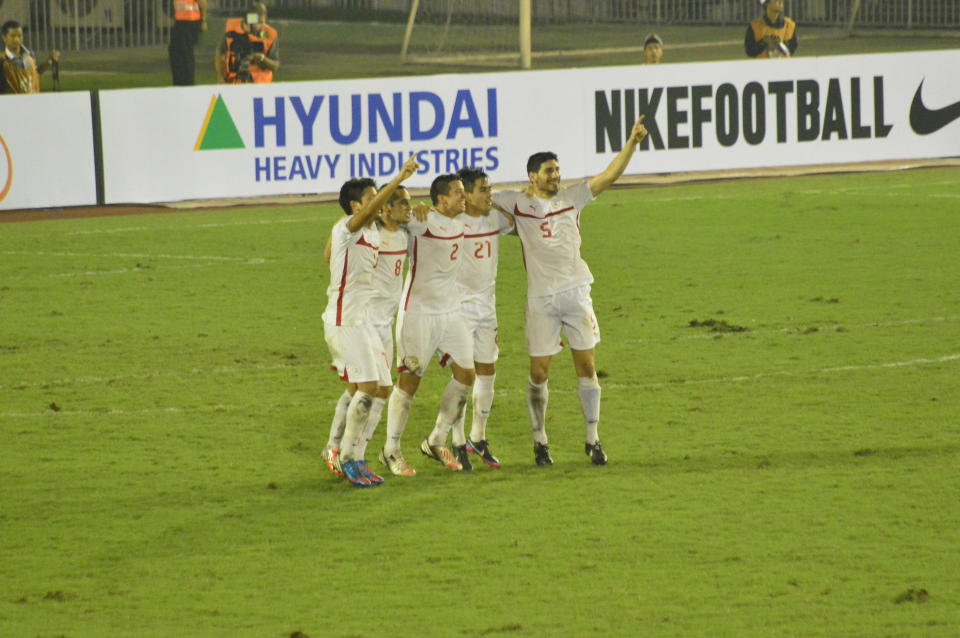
[394,259,402,276]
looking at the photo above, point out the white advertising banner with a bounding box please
[99,49,960,205]
[0,93,97,211]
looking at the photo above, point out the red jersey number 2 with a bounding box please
[450,243,460,260]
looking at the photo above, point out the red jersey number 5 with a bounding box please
[540,221,553,238]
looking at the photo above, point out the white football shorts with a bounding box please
[525,284,600,357]
[461,299,499,365]
[323,322,392,386]
[396,309,474,376]
[372,322,395,374]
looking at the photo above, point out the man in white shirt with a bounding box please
[381,174,473,474]
[449,167,514,470]
[321,155,419,487]
[491,117,647,466]
[324,187,413,476]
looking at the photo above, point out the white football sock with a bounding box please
[356,396,386,460]
[578,375,601,445]
[340,391,373,461]
[469,374,496,442]
[428,378,470,447]
[526,378,549,445]
[451,398,468,447]
[384,387,413,455]
[325,389,352,450]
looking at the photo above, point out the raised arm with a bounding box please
[346,154,420,233]
[587,116,647,197]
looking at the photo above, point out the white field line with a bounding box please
[612,353,960,391]
[1,250,267,262]
[0,362,309,391]
[637,187,958,204]
[623,315,960,344]
[2,251,268,279]
[2,354,957,419]
[8,261,266,280]
[65,218,314,236]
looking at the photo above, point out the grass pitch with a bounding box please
[2,168,959,637]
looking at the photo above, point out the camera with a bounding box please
[227,29,265,82]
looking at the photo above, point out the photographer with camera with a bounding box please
[215,3,279,84]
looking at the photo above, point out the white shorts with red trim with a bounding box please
[525,284,600,357]
[323,322,392,386]
[461,300,499,364]
[396,309,474,377]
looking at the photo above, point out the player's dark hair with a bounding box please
[430,174,461,205]
[2,20,23,36]
[338,177,376,215]
[457,167,488,193]
[527,151,558,175]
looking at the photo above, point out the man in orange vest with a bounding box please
[168,0,207,86]
[745,0,797,59]
[1,20,60,94]
[215,3,279,84]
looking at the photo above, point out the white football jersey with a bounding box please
[492,181,594,297]
[369,225,408,325]
[457,210,514,314]
[401,209,465,315]
[321,217,380,327]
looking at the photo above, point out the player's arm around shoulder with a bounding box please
[588,116,648,197]
[490,191,518,235]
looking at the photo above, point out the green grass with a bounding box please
[44,22,960,91]
[2,168,960,637]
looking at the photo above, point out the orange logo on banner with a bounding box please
[0,135,12,202]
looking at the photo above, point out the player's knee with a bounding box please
[454,367,476,386]
[529,358,550,384]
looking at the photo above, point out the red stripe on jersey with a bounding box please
[356,235,379,250]
[379,250,407,255]
[422,229,464,240]
[512,204,574,220]
[464,230,501,239]
[335,251,349,326]
[403,237,419,311]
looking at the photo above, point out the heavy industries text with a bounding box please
[250,87,500,181]
[595,76,893,152]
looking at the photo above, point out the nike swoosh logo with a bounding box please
[910,79,960,135]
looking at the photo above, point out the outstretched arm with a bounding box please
[346,154,420,232]
[587,116,647,197]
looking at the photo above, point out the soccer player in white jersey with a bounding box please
[382,174,473,474]
[491,117,648,467]
[320,155,419,487]
[323,187,413,476]
[449,167,515,471]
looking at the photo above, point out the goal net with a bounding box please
[401,0,532,69]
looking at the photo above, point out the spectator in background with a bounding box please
[745,0,797,58]
[642,33,664,64]
[168,0,207,86]
[1,21,59,94]
[215,3,279,83]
